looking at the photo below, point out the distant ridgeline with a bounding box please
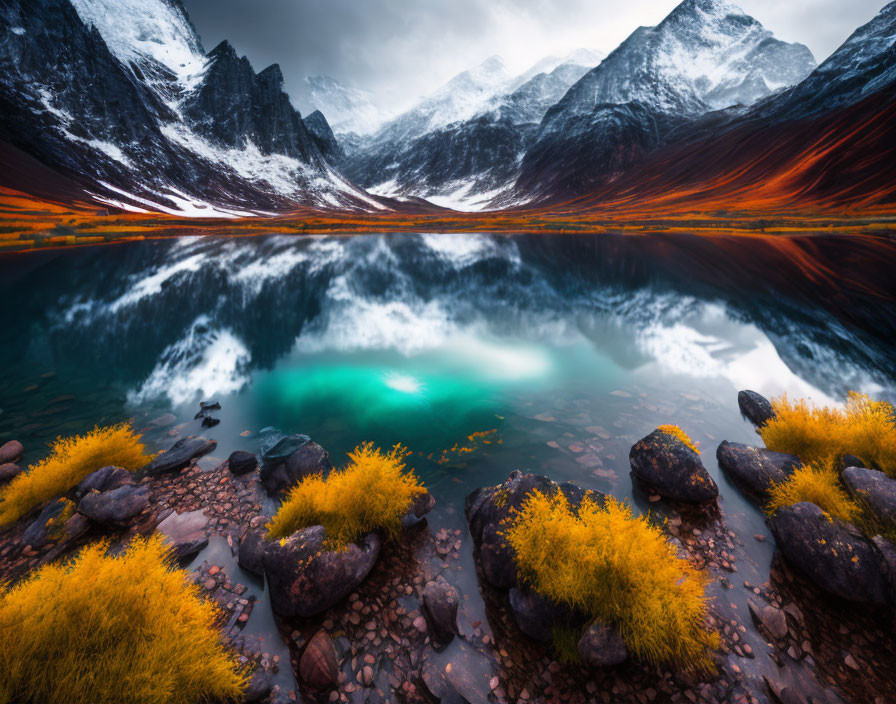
[0,0,894,219]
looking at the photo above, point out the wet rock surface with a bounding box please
[629,428,718,503]
[228,450,258,476]
[841,467,896,528]
[260,436,331,495]
[737,390,776,428]
[141,435,217,476]
[421,578,459,644]
[74,465,134,499]
[0,440,24,466]
[768,502,888,604]
[156,509,209,559]
[77,485,150,527]
[716,441,801,501]
[0,462,22,483]
[299,630,338,690]
[263,526,382,618]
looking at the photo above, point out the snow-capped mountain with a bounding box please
[292,76,391,136]
[342,50,605,209]
[513,0,817,200]
[0,0,385,215]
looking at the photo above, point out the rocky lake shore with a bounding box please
[1,389,895,704]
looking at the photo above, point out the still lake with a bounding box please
[1,231,894,692]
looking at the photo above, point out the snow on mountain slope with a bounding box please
[514,0,817,200]
[1,0,384,213]
[766,0,896,120]
[293,76,391,136]
[69,0,207,107]
[340,49,605,210]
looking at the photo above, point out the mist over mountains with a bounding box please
[0,0,894,216]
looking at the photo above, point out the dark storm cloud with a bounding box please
[181,0,888,113]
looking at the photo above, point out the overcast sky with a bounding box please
[181,0,887,112]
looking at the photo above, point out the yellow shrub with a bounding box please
[766,463,860,524]
[267,442,426,547]
[0,423,153,526]
[504,490,718,672]
[760,392,896,475]
[0,535,246,704]
[657,424,700,454]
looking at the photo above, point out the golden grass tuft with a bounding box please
[0,423,154,527]
[504,490,718,672]
[0,535,246,704]
[766,463,861,524]
[760,392,896,476]
[267,442,426,547]
[657,424,700,454]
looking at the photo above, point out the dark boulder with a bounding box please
[508,586,567,642]
[22,498,72,548]
[228,450,257,476]
[299,630,338,690]
[260,435,331,495]
[262,525,381,618]
[421,579,459,643]
[0,440,23,465]
[466,471,604,590]
[629,429,718,503]
[738,390,775,428]
[842,467,896,529]
[768,502,888,604]
[201,416,220,428]
[141,436,216,476]
[156,509,209,559]
[0,463,22,484]
[238,530,267,576]
[74,465,134,500]
[78,485,150,527]
[716,442,800,501]
[578,620,629,668]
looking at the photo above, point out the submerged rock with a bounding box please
[262,525,381,618]
[842,467,896,529]
[141,436,216,476]
[629,429,718,503]
[716,442,800,501]
[738,390,775,427]
[260,435,331,495]
[78,485,150,527]
[0,440,23,465]
[768,502,887,604]
[299,630,338,689]
[422,579,459,644]
[228,450,257,476]
[578,620,628,668]
[74,466,134,500]
[156,509,209,559]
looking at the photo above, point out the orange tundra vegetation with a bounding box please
[504,490,719,672]
[0,535,247,704]
[0,423,153,527]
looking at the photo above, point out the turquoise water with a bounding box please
[1,231,893,695]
